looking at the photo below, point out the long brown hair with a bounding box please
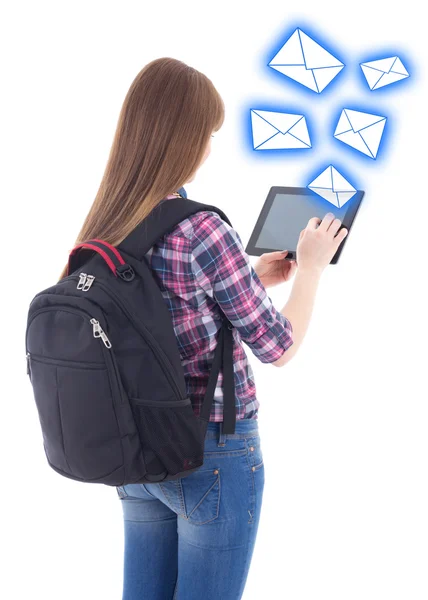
[58,57,225,280]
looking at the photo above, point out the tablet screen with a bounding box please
[254,192,350,250]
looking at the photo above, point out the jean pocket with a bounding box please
[180,466,221,525]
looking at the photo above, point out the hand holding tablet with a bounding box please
[245,186,365,264]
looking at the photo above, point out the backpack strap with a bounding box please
[118,197,237,434]
[199,319,235,434]
[118,197,233,259]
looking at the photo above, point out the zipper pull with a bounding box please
[26,352,31,376]
[77,273,87,289]
[90,318,112,348]
[82,275,95,291]
[100,330,112,349]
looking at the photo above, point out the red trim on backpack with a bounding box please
[89,239,126,265]
[68,243,117,276]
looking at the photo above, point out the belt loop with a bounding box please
[218,421,226,447]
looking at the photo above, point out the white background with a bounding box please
[2,1,427,598]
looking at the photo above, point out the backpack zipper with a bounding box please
[77,273,95,291]
[77,273,87,289]
[90,318,112,348]
[26,305,125,403]
[31,277,184,402]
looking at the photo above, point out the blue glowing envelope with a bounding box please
[308,165,356,208]
[334,109,387,159]
[360,56,409,90]
[268,28,344,93]
[250,109,311,150]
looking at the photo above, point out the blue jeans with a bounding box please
[116,419,265,599]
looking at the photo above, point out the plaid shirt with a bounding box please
[145,193,294,421]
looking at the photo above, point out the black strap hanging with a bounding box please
[199,318,236,434]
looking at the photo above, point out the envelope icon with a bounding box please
[307,165,356,208]
[334,109,387,159]
[250,109,311,150]
[268,28,344,93]
[361,56,409,90]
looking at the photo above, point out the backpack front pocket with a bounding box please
[28,353,123,480]
[25,298,128,483]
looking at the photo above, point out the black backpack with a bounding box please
[25,197,236,486]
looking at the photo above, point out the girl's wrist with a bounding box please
[296,265,324,280]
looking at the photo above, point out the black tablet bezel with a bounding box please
[245,186,365,265]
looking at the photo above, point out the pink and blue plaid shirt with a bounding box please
[145,194,294,421]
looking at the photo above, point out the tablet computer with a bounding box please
[245,186,365,265]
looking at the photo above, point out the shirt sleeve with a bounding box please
[189,211,294,363]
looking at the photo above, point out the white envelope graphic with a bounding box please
[308,165,356,208]
[268,28,344,93]
[334,109,386,159]
[360,56,409,90]
[250,109,311,150]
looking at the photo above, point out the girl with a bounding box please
[60,57,347,600]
